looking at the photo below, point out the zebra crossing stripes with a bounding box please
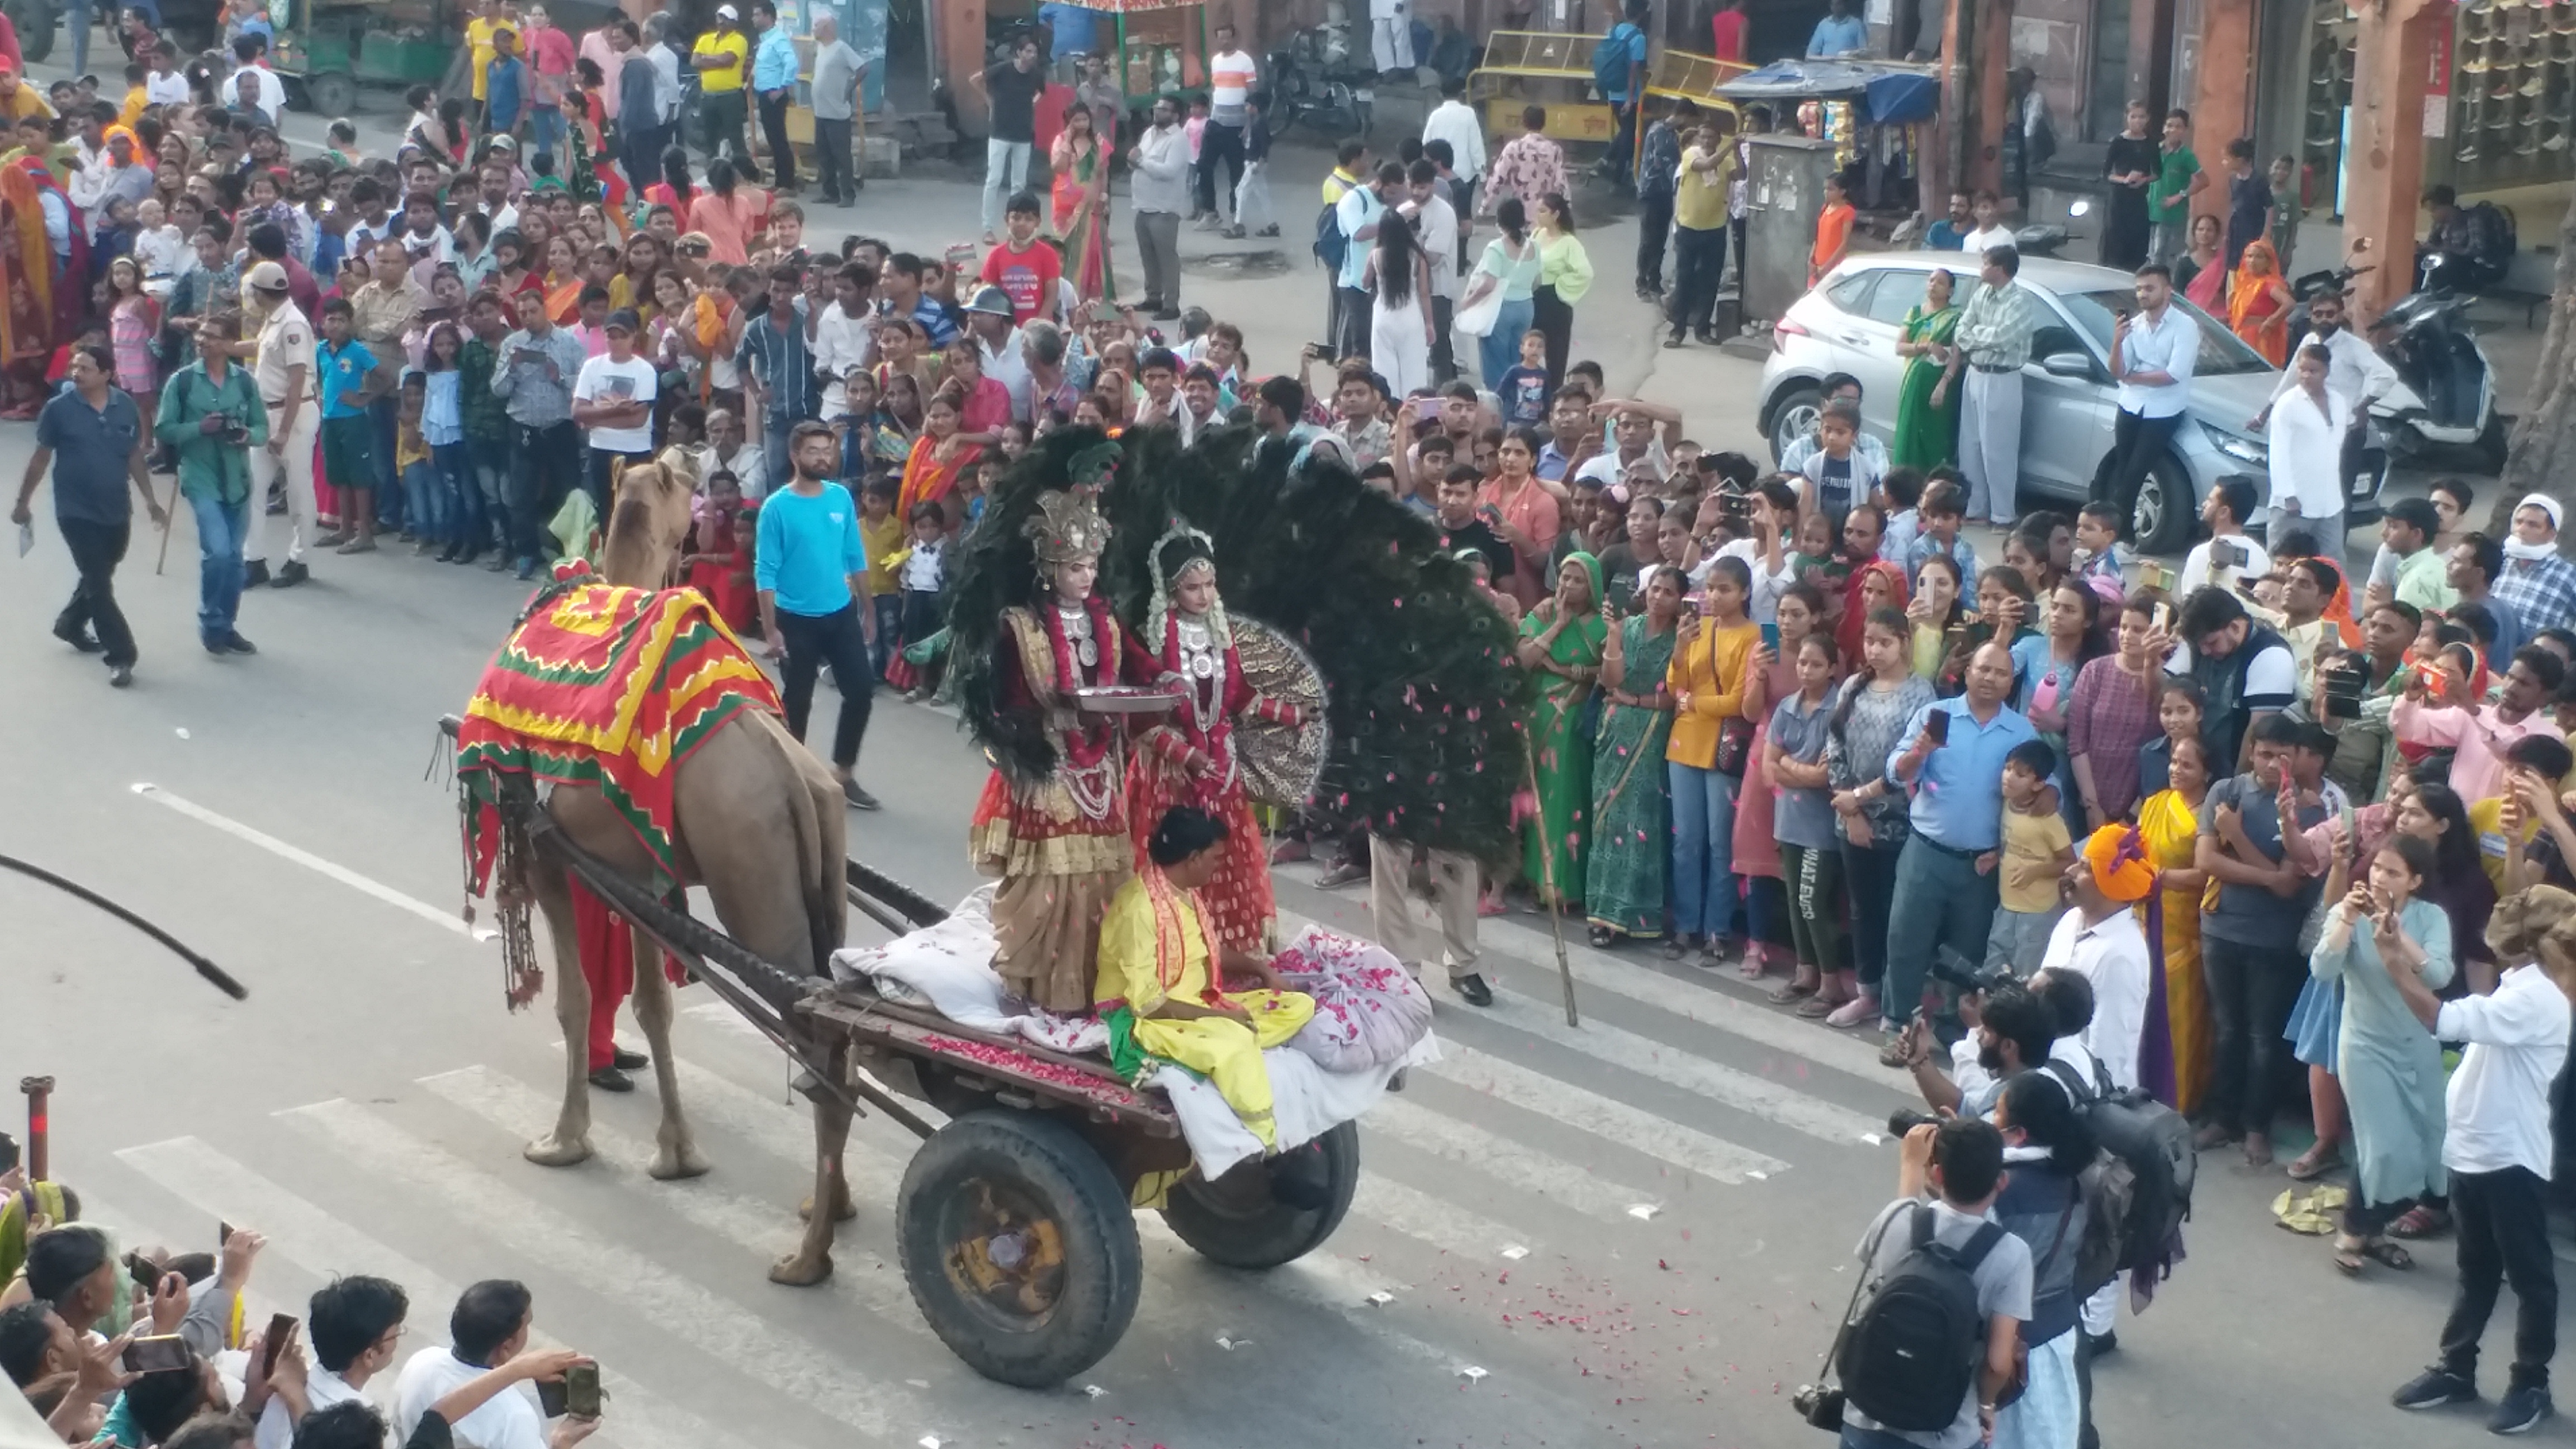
[111,1135,761,1449]
[278,1098,947,1444]
[1419,1042,1794,1185]
[1361,1096,1659,1221]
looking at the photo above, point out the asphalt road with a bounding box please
[2,53,2553,1449]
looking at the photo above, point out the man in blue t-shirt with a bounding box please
[756,420,880,809]
[1594,0,1651,193]
[485,27,528,136]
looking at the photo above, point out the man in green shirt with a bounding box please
[458,292,517,570]
[157,318,272,656]
[2148,106,2207,267]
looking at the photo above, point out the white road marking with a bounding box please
[1348,1173,1531,1261]
[1422,1043,1792,1185]
[416,1066,937,1342]
[1363,1097,1656,1221]
[130,782,473,939]
[113,1135,754,1449]
[1481,983,1886,1144]
[1275,896,1896,1088]
[280,1098,945,1444]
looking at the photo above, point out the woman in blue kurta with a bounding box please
[2309,832,2455,1276]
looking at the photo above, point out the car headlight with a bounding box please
[2199,420,2267,467]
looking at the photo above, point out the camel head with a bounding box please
[600,461,695,588]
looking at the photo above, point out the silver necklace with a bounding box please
[1058,603,1098,670]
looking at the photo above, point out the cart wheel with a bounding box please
[1159,1121,1360,1270]
[302,72,358,117]
[896,1110,1142,1388]
[7,0,54,64]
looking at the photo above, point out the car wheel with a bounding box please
[1766,384,1821,467]
[8,0,54,64]
[302,72,358,119]
[2131,454,2193,556]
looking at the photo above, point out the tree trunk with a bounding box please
[2483,189,2576,543]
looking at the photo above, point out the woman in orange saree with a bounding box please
[894,383,983,529]
[0,158,78,418]
[1049,101,1114,305]
[2227,239,2293,365]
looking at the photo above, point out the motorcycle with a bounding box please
[1265,25,1374,140]
[2291,262,2507,472]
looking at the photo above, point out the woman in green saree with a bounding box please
[1586,564,1684,946]
[1517,552,1609,912]
[1890,266,1963,470]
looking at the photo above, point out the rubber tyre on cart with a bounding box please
[896,1110,1143,1388]
[299,71,358,117]
[1159,1120,1361,1270]
[7,0,55,63]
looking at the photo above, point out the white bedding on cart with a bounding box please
[828,886,1438,1180]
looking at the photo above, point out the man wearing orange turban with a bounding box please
[2044,821,2162,1350]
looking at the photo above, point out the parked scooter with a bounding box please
[1265,24,1375,139]
[2291,262,2507,472]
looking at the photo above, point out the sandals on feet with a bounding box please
[1825,995,1879,1028]
[2333,1239,2368,1276]
[2286,1146,2344,1181]
[2365,1238,2416,1270]
[1794,993,1843,1019]
[1769,976,1820,1005]
[2390,1206,2452,1239]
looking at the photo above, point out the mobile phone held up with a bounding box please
[541,1363,604,1419]
[1922,709,1952,747]
[1759,621,1781,654]
[263,1313,299,1377]
[124,1335,191,1376]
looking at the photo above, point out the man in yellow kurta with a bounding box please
[1097,807,1314,1147]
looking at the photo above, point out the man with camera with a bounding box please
[393,1280,598,1449]
[1814,1115,2030,1449]
[158,316,270,660]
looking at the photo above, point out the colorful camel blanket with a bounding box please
[458,582,780,891]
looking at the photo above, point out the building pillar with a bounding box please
[1969,0,2012,198]
[940,0,991,129]
[2344,0,2441,319]
[2186,0,2255,225]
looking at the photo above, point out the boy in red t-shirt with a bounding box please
[978,192,1063,324]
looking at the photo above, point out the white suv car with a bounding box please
[1755,253,2388,552]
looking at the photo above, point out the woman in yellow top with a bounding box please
[1664,555,1759,966]
[1096,807,1316,1148]
[2135,732,2214,1117]
[1530,192,1592,392]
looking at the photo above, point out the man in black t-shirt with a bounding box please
[1430,466,1514,582]
[971,35,1047,245]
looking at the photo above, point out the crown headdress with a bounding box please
[1024,489,1112,569]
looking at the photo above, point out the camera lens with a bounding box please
[1888,1107,1940,1138]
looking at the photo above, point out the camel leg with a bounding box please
[524,865,596,1168]
[772,1040,854,1287]
[631,946,709,1180]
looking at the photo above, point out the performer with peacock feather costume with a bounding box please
[949,424,1530,1011]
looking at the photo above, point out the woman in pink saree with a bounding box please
[1050,101,1115,305]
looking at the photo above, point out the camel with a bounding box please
[501,461,860,1287]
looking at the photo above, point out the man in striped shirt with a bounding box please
[1947,245,2039,527]
[1200,25,1256,234]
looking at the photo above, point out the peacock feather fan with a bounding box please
[947,424,1530,862]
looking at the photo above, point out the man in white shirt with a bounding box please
[1574,396,1678,489]
[393,1280,566,1449]
[2174,475,2271,599]
[812,262,878,425]
[1958,189,2015,254]
[2089,262,2198,542]
[229,34,288,125]
[2253,288,2393,527]
[2383,908,2570,1436]
[253,1276,409,1449]
[2261,344,2352,544]
[570,310,660,510]
[1370,0,1414,73]
[1405,158,1460,381]
[644,16,685,131]
[1422,74,1487,219]
[146,44,193,106]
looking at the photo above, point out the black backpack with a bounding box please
[1838,1204,2006,1433]
[2045,1059,2197,1294]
